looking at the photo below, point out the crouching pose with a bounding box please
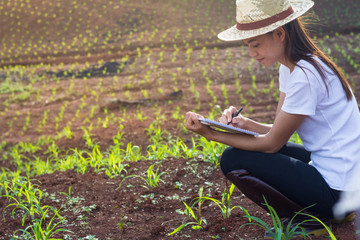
[185,0,360,237]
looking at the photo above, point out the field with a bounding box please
[0,0,360,239]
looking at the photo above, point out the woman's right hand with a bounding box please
[219,106,248,128]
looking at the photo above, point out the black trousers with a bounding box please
[220,142,341,218]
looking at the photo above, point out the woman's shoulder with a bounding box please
[297,56,333,74]
[279,64,290,77]
[296,56,319,70]
[294,57,329,81]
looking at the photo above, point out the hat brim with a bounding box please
[218,0,314,41]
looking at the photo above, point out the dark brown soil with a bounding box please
[0,158,358,239]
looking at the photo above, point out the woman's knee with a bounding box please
[220,147,234,175]
[220,147,247,175]
[220,147,272,176]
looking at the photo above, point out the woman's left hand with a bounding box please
[184,112,213,139]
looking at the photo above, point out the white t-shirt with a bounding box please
[279,58,360,191]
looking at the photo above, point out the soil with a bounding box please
[1,0,360,239]
[0,159,358,240]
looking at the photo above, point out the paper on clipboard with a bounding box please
[198,118,259,136]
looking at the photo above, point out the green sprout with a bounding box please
[119,163,168,190]
[240,198,336,240]
[12,206,72,239]
[168,201,207,236]
[194,184,248,219]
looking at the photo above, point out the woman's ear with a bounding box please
[273,27,286,42]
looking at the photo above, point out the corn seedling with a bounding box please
[117,216,129,230]
[221,82,229,105]
[45,142,61,159]
[171,106,183,121]
[62,125,74,140]
[194,184,248,219]
[119,163,168,190]
[167,137,197,159]
[196,136,226,165]
[240,198,335,240]
[82,127,96,149]
[168,201,207,236]
[298,212,337,240]
[146,143,172,160]
[104,151,129,179]
[289,132,302,145]
[18,142,41,154]
[12,206,72,240]
[0,168,7,186]
[2,178,62,226]
[59,187,72,200]
[124,143,142,162]
[146,124,170,145]
[37,109,50,132]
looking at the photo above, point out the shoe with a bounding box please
[264,214,331,239]
[331,211,355,224]
[225,169,303,218]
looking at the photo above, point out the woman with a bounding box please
[185,0,360,237]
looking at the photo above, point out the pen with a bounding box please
[227,107,243,125]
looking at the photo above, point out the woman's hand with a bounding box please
[185,112,214,139]
[219,106,248,129]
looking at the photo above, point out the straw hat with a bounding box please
[218,0,314,41]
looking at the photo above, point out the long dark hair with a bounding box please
[282,18,353,101]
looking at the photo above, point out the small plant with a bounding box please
[105,151,129,178]
[117,216,129,230]
[2,179,54,226]
[119,163,168,190]
[82,127,96,148]
[289,132,302,144]
[299,212,336,240]
[221,82,229,105]
[12,206,72,239]
[62,125,74,139]
[197,136,226,165]
[168,201,207,236]
[240,198,336,240]
[194,184,248,219]
[59,186,72,200]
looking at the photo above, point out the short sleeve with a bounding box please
[281,68,318,116]
[278,64,288,93]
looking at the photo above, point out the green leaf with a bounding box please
[192,225,202,230]
[168,222,198,236]
[183,202,197,221]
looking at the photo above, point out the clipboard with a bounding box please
[198,118,259,136]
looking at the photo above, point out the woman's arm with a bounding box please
[218,92,286,135]
[232,117,273,135]
[185,109,306,153]
[185,92,305,153]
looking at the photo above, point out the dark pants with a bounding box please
[220,142,341,218]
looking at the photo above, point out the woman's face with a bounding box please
[243,30,286,68]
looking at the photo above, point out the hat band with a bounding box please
[236,6,294,31]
